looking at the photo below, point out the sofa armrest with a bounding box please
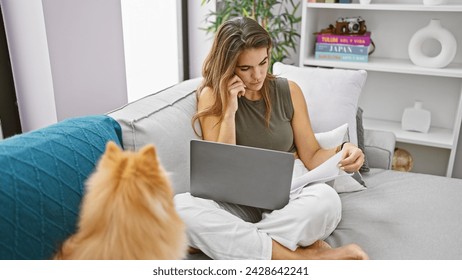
[108,78,202,195]
[364,129,396,170]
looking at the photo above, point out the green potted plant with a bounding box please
[201,0,301,69]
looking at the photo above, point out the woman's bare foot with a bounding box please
[298,243,368,260]
[309,240,332,250]
[272,240,369,260]
[188,246,202,255]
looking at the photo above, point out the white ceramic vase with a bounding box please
[359,0,371,4]
[423,0,447,5]
[408,19,457,68]
[401,101,431,133]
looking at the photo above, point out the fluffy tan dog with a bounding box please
[54,141,187,260]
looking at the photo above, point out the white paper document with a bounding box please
[290,152,353,195]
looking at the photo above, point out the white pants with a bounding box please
[174,159,342,260]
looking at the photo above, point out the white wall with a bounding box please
[42,0,127,121]
[1,0,57,131]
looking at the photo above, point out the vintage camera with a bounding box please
[335,17,367,35]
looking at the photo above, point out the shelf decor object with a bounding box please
[392,148,414,172]
[408,19,457,68]
[401,101,432,133]
[359,0,371,4]
[423,0,447,5]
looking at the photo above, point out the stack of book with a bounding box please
[314,32,371,63]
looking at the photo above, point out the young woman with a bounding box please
[175,17,368,260]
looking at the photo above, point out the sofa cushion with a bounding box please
[108,78,203,195]
[0,115,122,260]
[272,62,367,145]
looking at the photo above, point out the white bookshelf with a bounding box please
[299,0,462,177]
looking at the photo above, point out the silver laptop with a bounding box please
[190,139,295,210]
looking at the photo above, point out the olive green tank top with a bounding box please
[235,77,296,153]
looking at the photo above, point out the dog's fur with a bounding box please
[54,141,187,260]
[392,147,414,172]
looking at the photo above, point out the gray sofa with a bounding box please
[108,77,462,260]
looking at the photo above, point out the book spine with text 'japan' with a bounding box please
[315,43,369,55]
[316,32,371,46]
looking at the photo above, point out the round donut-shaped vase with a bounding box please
[408,19,457,68]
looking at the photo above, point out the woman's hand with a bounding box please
[226,75,246,114]
[338,143,364,173]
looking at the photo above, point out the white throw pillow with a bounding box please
[314,124,366,193]
[314,123,349,149]
[273,62,367,145]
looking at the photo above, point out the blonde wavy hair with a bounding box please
[192,17,275,135]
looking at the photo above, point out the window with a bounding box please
[121,0,184,102]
